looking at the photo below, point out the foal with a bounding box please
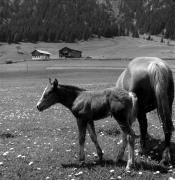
[37,79,138,170]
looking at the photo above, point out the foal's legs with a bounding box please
[116,132,127,162]
[113,112,135,170]
[116,130,135,170]
[126,130,135,171]
[87,121,103,161]
[77,119,87,164]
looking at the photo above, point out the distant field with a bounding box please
[0,60,175,179]
[0,36,175,63]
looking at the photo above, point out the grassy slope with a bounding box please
[0,36,175,63]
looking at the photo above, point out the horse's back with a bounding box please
[117,57,153,93]
[116,57,174,112]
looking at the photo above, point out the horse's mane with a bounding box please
[59,84,86,92]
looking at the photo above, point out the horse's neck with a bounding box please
[57,86,82,109]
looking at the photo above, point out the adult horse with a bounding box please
[37,78,138,170]
[116,57,174,165]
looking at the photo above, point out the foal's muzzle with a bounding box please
[37,105,44,112]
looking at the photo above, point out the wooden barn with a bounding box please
[59,47,82,58]
[31,49,51,60]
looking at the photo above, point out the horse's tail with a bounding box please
[148,61,174,133]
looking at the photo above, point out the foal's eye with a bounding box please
[43,92,50,98]
[45,91,52,97]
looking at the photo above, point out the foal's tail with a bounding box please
[148,60,174,133]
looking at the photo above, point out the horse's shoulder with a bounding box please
[74,91,91,104]
[72,94,89,112]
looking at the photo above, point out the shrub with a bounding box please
[5,60,13,64]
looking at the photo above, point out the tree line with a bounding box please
[119,0,175,40]
[0,0,126,43]
[0,0,175,43]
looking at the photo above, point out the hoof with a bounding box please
[98,150,103,160]
[99,155,103,162]
[79,161,85,167]
[160,148,171,167]
[138,147,147,156]
[116,156,123,163]
[159,159,170,167]
[116,151,124,163]
[125,163,135,172]
[116,158,125,166]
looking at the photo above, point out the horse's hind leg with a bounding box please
[77,119,87,164]
[160,120,172,166]
[87,121,103,161]
[161,141,171,166]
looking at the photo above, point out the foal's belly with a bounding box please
[91,105,110,120]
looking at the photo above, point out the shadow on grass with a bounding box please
[62,159,115,169]
[0,132,15,139]
[62,134,175,173]
[97,124,121,137]
[62,158,168,173]
[140,134,175,166]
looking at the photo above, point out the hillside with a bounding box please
[118,0,175,39]
[0,0,175,43]
[1,36,175,63]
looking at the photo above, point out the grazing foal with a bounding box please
[37,79,138,170]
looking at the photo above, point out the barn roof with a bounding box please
[32,49,51,55]
[59,47,81,53]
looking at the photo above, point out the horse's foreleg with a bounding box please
[77,119,87,164]
[137,111,148,154]
[87,121,103,161]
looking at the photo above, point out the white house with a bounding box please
[31,49,51,60]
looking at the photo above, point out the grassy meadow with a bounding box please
[0,59,175,180]
[0,36,175,179]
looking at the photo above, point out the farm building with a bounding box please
[31,49,51,60]
[59,47,82,58]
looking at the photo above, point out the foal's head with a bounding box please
[37,78,59,111]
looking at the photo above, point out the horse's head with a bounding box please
[37,78,59,111]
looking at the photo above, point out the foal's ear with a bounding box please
[53,78,58,87]
[49,78,52,85]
